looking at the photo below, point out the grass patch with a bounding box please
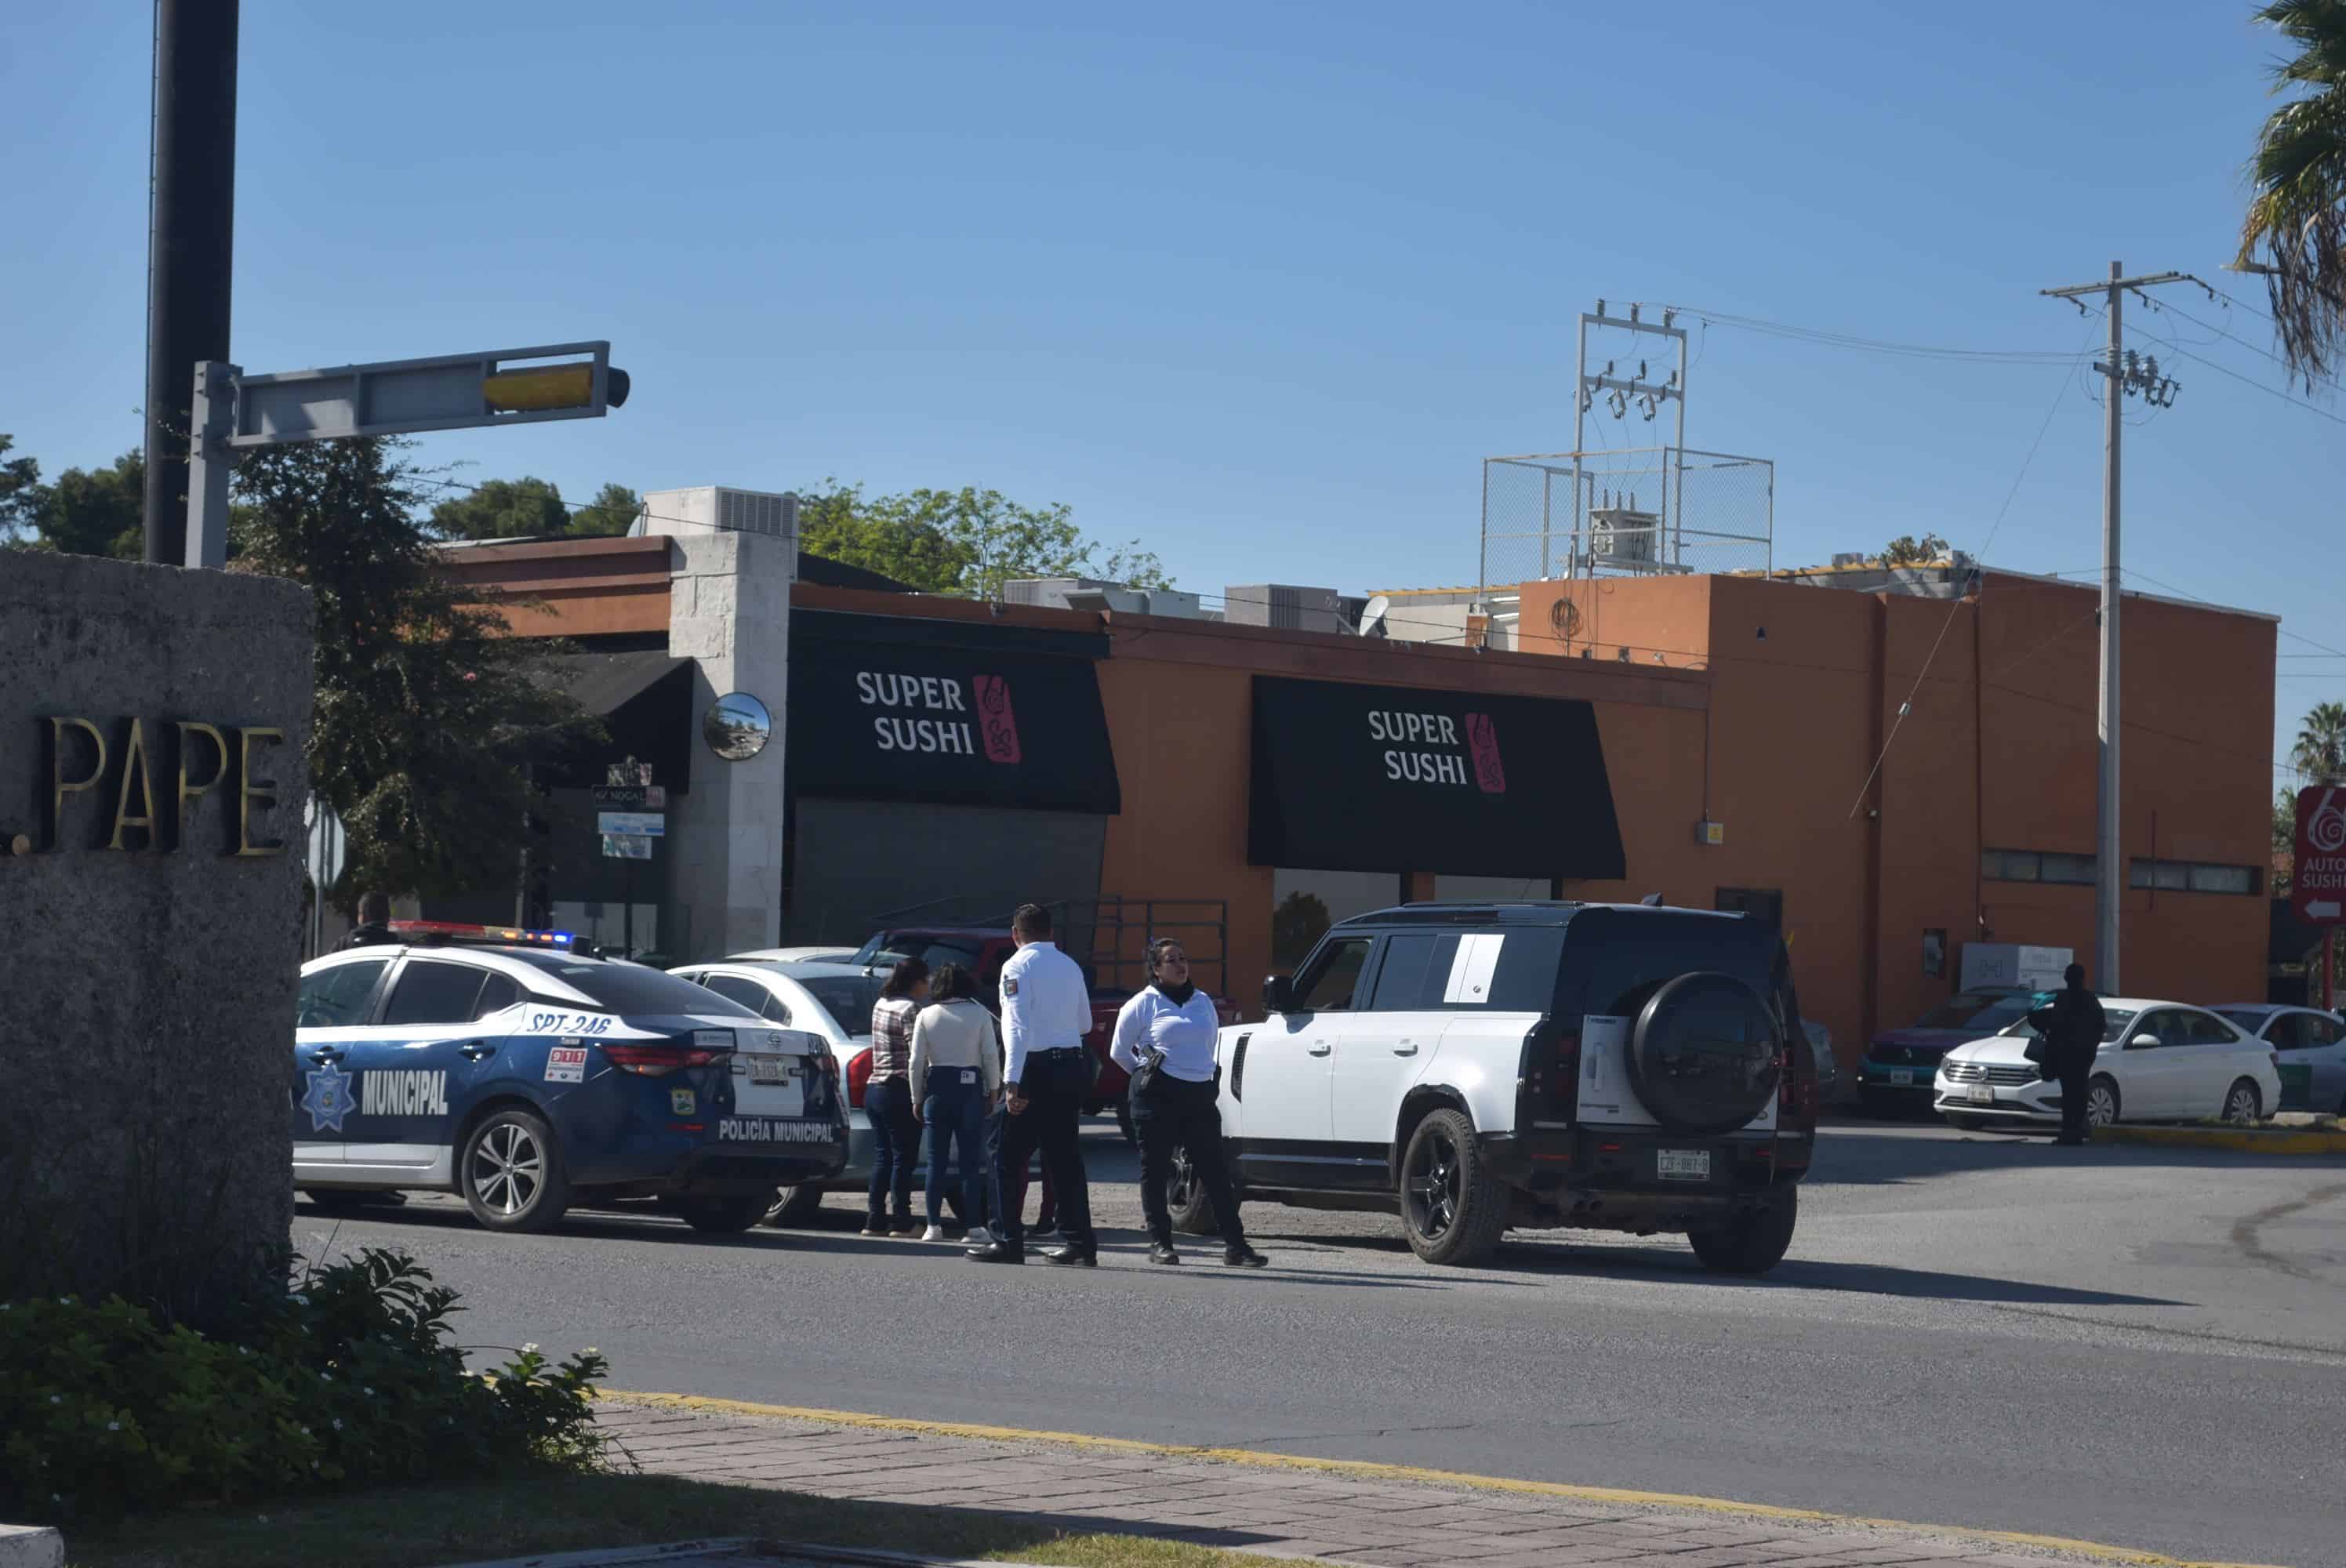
[64,1468,1272,1568]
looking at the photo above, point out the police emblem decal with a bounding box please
[301,1062,356,1134]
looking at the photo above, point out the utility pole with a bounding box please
[2039,263,2186,994]
[143,0,241,565]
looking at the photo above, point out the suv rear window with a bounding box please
[510,953,760,1018]
[1560,909,1788,1024]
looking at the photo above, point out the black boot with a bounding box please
[1223,1243,1268,1268]
[964,1241,1023,1264]
[1044,1243,1098,1267]
[1149,1240,1182,1265]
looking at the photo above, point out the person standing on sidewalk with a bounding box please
[2030,964,2108,1146]
[1113,938,1266,1268]
[864,958,929,1236]
[340,891,395,949]
[908,962,1000,1244]
[968,904,1096,1266]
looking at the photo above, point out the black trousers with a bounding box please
[993,1050,1093,1253]
[1133,1073,1246,1249]
[2057,1060,2092,1142]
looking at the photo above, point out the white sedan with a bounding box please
[1934,998,2283,1132]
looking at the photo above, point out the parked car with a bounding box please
[1934,999,2282,1132]
[723,946,862,965]
[1800,1017,1847,1106]
[1173,900,1817,1272]
[849,925,1238,1141]
[2211,1004,2346,1114]
[294,923,847,1233]
[1858,989,2037,1117]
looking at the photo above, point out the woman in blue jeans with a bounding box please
[863,958,930,1236]
[907,963,1001,1243]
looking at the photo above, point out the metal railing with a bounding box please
[1480,445,1773,591]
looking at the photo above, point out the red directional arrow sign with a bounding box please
[2293,786,2346,924]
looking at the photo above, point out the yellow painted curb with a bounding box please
[601,1390,2282,1568]
[2092,1125,2346,1155]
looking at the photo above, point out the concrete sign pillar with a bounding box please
[663,524,790,959]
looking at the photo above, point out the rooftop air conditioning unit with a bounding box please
[1223,583,1345,634]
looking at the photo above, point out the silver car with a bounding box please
[2213,1004,2346,1114]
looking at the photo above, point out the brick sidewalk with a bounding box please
[594,1399,2132,1568]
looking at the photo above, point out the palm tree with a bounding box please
[2295,699,2346,781]
[2239,0,2346,388]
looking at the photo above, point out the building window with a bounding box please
[2129,858,2260,896]
[1982,849,2096,886]
[1716,887,1784,930]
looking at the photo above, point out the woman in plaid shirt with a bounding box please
[865,957,930,1236]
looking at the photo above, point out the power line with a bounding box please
[1648,302,2090,365]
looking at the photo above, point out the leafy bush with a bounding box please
[0,1248,606,1523]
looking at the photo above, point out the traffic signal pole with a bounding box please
[143,0,240,566]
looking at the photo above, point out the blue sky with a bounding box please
[6,1,2341,774]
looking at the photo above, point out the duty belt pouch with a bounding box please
[1128,1046,1166,1100]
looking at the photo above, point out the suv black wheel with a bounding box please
[1687,1189,1797,1275]
[459,1108,570,1233]
[1397,1109,1507,1266]
[764,1183,826,1227]
[680,1195,771,1233]
[1165,1144,1222,1236]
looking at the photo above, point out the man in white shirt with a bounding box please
[968,903,1098,1265]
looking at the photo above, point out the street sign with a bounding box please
[597,811,665,837]
[2292,786,2346,924]
[224,342,628,448]
[601,834,653,861]
[590,785,666,809]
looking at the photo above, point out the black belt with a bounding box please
[1031,1047,1084,1058]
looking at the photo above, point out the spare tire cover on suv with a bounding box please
[1627,971,1781,1134]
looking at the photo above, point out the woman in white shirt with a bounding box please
[1109,939,1266,1267]
[907,963,1003,1244]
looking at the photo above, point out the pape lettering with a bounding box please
[35,715,288,855]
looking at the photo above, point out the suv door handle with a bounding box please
[1308,1042,1333,1057]
[1393,1044,1419,1056]
[307,1047,345,1064]
[459,1040,497,1062]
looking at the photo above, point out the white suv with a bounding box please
[1168,901,1817,1270]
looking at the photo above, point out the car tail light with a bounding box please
[1778,1040,1818,1128]
[604,1040,732,1078]
[846,1047,874,1109]
[1523,1017,1578,1119]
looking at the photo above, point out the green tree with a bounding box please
[1880,532,1950,567]
[20,449,145,557]
[0,434,41,543]
[797,480,1173,599]
[570,482,641,537]
[231,437,602,909]
[2239,0,2346,387]
[2275,786,2298,896]
[427,475,572,540]
[2294,699,2346,781]
[1271,891,1332,970]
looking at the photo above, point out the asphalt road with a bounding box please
[303,1122,2346,1568]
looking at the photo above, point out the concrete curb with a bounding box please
[2092,1123,2346,1155]
[430,1538,754,1568]
[0,1524,63,1568]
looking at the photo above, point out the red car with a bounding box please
[846,926,1239,1140]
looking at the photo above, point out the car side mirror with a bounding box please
[2128,1033,2159,1050]
[1263,975,1296,1014]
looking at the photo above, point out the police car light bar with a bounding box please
[387,920,576,949]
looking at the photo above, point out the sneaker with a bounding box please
[891,1218,920,1236]
[861,1218,889,1236]
[963,1224,994,1247]
[921,1225,946,1243]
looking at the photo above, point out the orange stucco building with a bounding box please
[444,526,2274,1073]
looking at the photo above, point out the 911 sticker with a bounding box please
[544,1046,588,1084]
[718,1117,837,1144]
[522,1010,615,1036]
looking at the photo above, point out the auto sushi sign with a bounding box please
[2293,786,2346,924]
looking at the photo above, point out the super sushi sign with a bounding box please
[2293,786,2346,923]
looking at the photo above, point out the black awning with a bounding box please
[545,649,688,714]
[787,618,1120,814]
[1247,675,1625,879]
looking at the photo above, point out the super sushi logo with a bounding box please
[855,671,1022,765]
[1366,706,1505,795]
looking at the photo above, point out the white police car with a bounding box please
[292,922,848,1233]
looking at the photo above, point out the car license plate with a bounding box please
[1889,1068,1915,1087]
[741,1054,792,1085]
[1966,1084,1996,1105]
[1656,1149,1711,1181]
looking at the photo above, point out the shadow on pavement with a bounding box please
[1810,1127,2344,1182]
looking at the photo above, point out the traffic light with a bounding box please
[484,359,630,415]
